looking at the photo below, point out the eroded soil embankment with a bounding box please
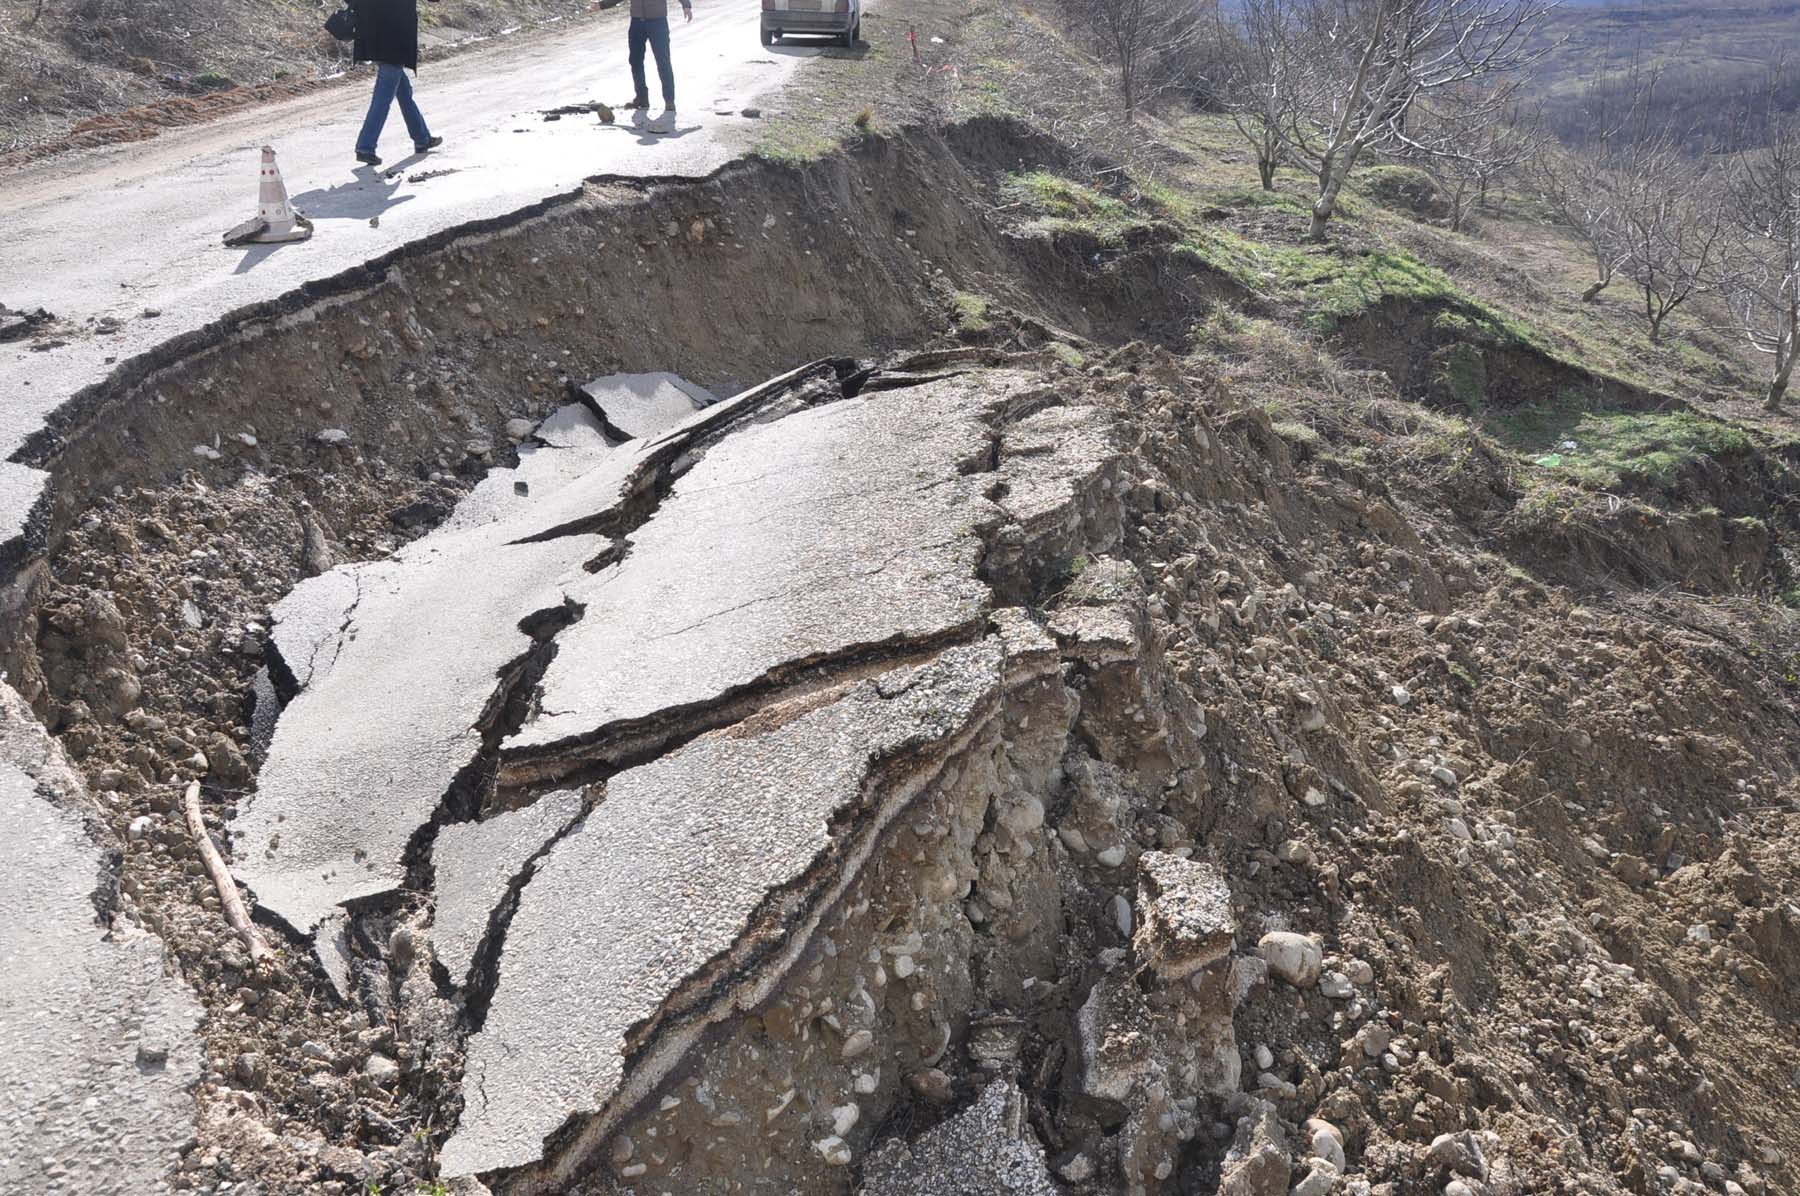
[3,119,1239,1193]
[10,113,1800,1196]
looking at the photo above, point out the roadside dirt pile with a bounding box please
[11,120,1800,1196]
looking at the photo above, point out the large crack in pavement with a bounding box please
[233,353,1127,1187]
[445,635,1063,1185]
[232,360,853,938]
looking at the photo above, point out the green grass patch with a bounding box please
[1354,165,1443,218]
[1485,391,1755,491]
[1432,342,1488,408]
[1002,171,1144,244]
[952,292,992,332]
[749,120,841,164]
[1271,419,1325,448]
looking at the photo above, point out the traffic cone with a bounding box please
[223,146,314,246]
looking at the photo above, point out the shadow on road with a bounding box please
[766,39,869,59]
[288,165,418,222]
[232,244,282,276]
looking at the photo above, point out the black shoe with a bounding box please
[356,150,381,166]
[624,96,651,109]
[415,135,443,153]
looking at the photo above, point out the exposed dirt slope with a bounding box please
[12,107,1800,1196]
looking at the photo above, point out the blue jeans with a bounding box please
[629,17,675,108]
[356,64,432,155]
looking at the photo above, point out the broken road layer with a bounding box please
[238,362,1115,937]
[0,681,201,1196]
[238,356,1144,1185]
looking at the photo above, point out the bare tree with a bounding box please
[1535,141,1630,301]
[1414,86,1542,230]
[1536,59,1705,310]
[1722,112,1800,409]
[1277,0,1557,238]
[1613,144,1727,344]
[1212,0,1301,190]
[1064,0,1208,119]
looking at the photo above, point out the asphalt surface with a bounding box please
[430,790,585,988]
[0,2,862,562]
[0,683,202,1196]
[503,375,1002,759]
[579,371,717,439]
[237,369,1010,937]
[442,639,1008,1178]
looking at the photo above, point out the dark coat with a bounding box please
[354,0,421,71]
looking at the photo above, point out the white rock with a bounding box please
[1059,1154,1094,1181]
[1356,1022,1391,1059]
[1112,894,1133,937]
[1254,1043,1275,1070]
[814,1136,853,1166]
[1310,1125,1346,1171]
[841,1030,873,1059]
[1293,1158,1340,1196]
[315,428,350,445]
[832,1104,860,1135]
[1346,958,1374,985]
[504,418,536,441]
[1320,971,1354,999]
[1259,931,1323,988]
[1391,685,1412,707]
[1097,844,1127,867]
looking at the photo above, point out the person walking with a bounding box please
[353,0,445,166]
[625,0,692,133]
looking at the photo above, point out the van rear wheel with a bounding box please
[840,23,855,47]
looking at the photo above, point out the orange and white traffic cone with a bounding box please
[223,146,314,246]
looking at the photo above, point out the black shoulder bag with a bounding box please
[324,6,357,41]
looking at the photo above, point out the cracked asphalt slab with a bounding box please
[228,361,1119,1184]
[442,638,1011,1179]
[237,368,1018,935]
[501,371,1012,762]
[0,0,868,563]
[0,683,203,1196]
[430,790,586,988]
[234,370,809,932]
[237,529,597,936]
[580,371,719,440]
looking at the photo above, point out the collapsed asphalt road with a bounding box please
[239,352,1135,1188]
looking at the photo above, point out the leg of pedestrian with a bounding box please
[627,18,652,109]
[651,18,674,109]
[393,69,439,153]
[356,64,402,165]
[648,18,676,132]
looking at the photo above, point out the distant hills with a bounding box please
[1530,0,1800,141]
